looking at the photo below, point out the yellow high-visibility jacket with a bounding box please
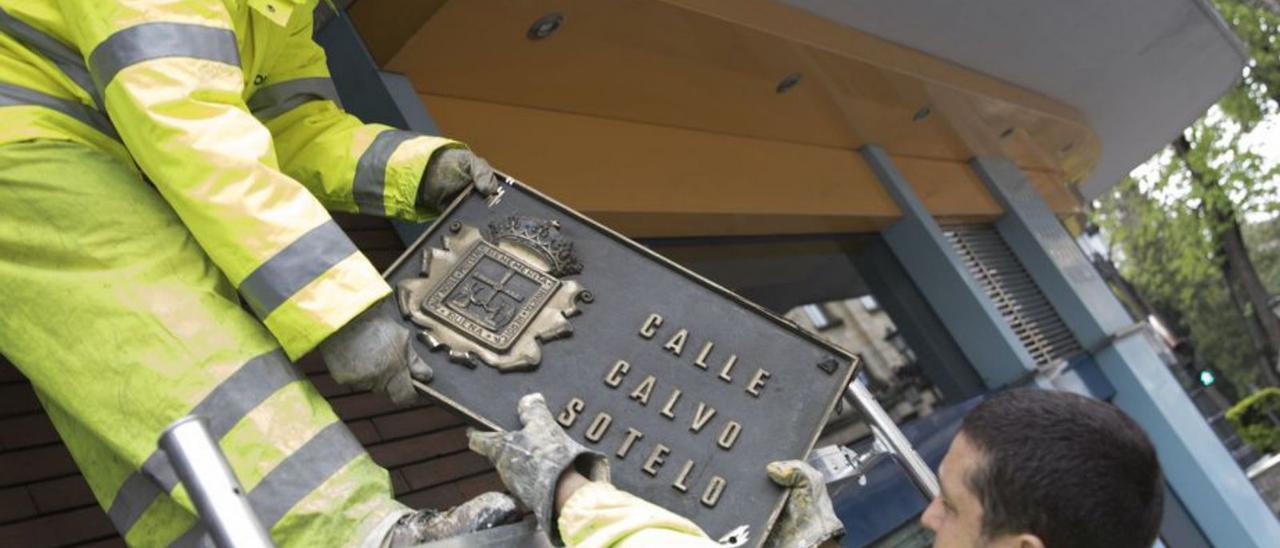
[0,0,457,358]
[559,482,720,547]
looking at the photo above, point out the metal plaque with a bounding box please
[384,180,858,545]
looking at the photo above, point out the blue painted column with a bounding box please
[861,146,1037,388]
[972,156,1280,548]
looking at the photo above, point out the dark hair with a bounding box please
[958,389,1163,548]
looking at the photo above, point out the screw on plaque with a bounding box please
[817,356,840,375]
[717,525,750,547]
[449,221,462,233]
[578,290,594,304]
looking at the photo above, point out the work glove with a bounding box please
[762,460,845,548]
[467,393,610,546]
[318,299,433,406]
[381,492,521,547]
[419,147,500,212]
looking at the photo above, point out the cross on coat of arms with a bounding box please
[447,259,532,332]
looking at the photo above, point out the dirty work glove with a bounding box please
[382,492,521,547]
[467,393,610,546]
[419,147,500,212]
[318,299,433,406]
[763,460,845,548]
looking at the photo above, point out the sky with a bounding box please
[1126,105,1280,222]
[1239,111,1280,172]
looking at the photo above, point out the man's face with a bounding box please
[919,433,1028,548]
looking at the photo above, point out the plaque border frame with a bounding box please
[385,175,861,545]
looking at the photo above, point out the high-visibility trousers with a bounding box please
[0,140,408,546]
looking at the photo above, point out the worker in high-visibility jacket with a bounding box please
[0,0,520,545]
[469,393,847,548]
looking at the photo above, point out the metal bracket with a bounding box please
[815,380,941,499]
[1085,321,1148,355]
[807,438,890,487]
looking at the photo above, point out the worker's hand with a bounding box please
[467,393,609,545]
[419,147,500,212]
[763,460,845,548]
[382,492,521,547]
[318,299,433,406]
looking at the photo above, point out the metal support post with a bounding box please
[159,416,274,548]
[845,380,940,500]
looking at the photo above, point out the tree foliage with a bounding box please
[1091,0,1280,392]
[1243,218,1280,293]
[1226,387,1280,453]
[1175,116,1279,224]
[1215,0,1280,119]
[1095,175,1261,392]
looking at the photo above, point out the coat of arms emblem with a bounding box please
[396,215,588,371]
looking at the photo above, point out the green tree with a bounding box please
[1169,118,1280,386]
[1227,387,1280,452]
[1092,0,1280,389]
[1216,0,1280,118]
[1243,218,1280,294]
[1095,172,1271,391]
[1230,0,1280,317]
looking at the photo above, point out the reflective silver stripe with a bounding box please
[247,77,342,121]
[0,7,102,109]
[247,422,365,525]
[353,129,417,216]
[88,22,240,91]
[0,82,117,139]
[106,473,164,536]
[171,422,366,547]
[106,350,301,535]
[238,220,359,319]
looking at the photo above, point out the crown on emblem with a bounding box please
[488,215,583,277]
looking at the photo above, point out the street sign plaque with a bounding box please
[385,180,857,545]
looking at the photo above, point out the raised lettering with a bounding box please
[701,476,727,507]
[718,354,738,383]
[585,412,613,443]
[660,389,682,419]
[617,428,644,458]
[673,460,695,493]
[746,368,771,397]
[663,329,688,356]
[643,444,671,476]
[639,313,663,339]
[629,375,656,405]
[557,398,585,428]
[690,403,717,433]
[717,421,742,450]
[693,341,714,369]
[604,360,630,388]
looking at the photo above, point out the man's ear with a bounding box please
[1013,533,1045,548]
